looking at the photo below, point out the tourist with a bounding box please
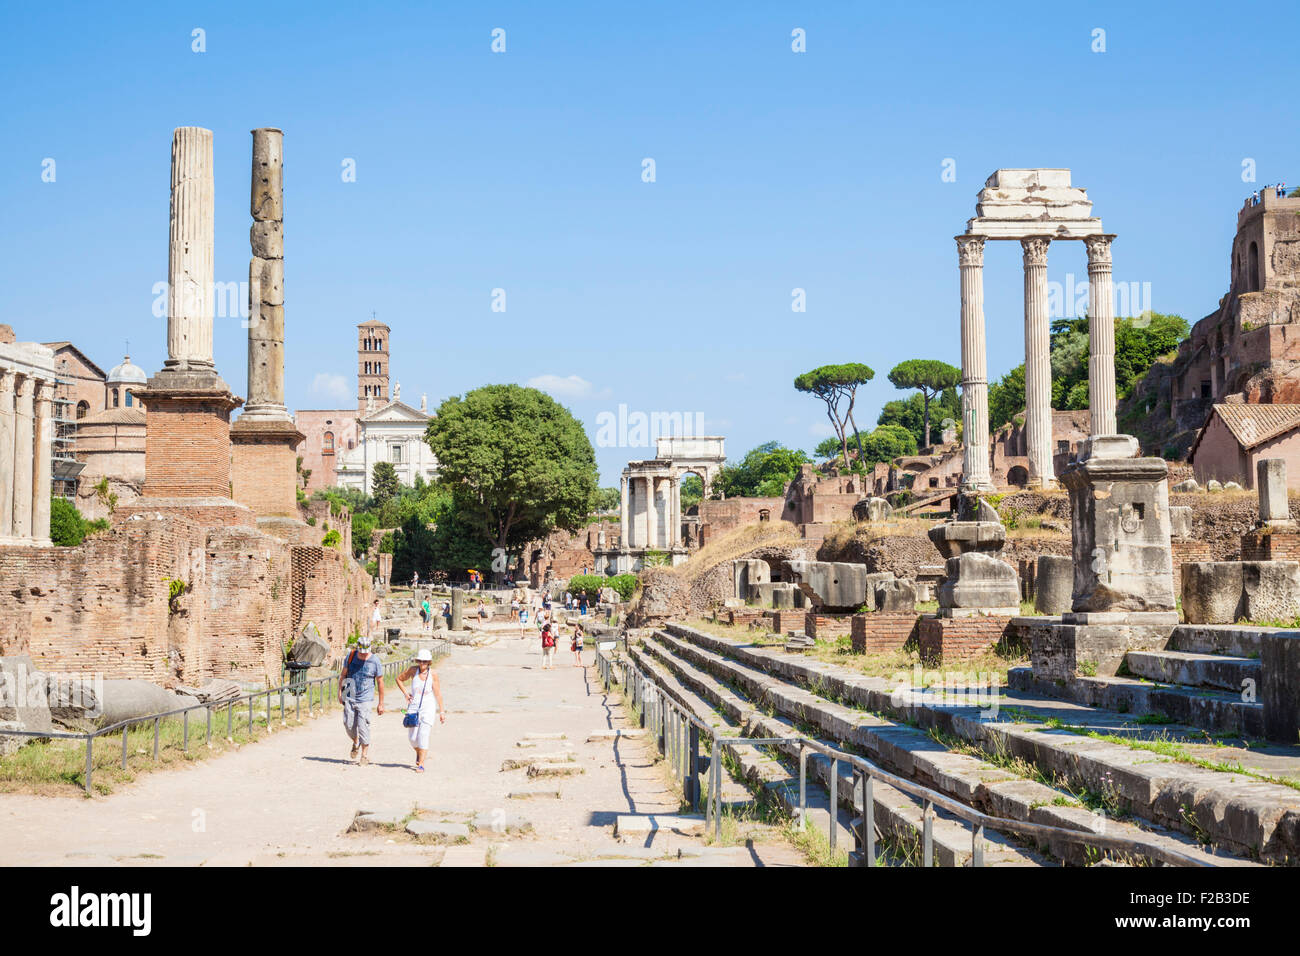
[339,635,386,766]
[394,648,445,772]
[571,623,585,667]
[510,588,521,622]
[412,570,419,590]
[476,600,488,624]
[540,622,557,669]
[578,591,589,616]
[367,599,383,641]
[421,596,432,633]
[519,604,530,639]
[564,590,572,610]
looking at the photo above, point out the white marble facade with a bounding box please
[0,337,58,546]
[335,399,439,493]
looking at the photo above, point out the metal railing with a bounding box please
[0,657,413,794]
[600,649,1217,868]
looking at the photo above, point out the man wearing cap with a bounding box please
[339,635,386,765]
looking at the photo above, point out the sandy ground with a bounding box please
[0,632,802,867]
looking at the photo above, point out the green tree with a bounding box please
[424,384,598,558]
[794,363,875,468]
[593,486,621,513]
[371,461,400,505]
[886,359,961,448]
[714,442,809,498]
[988,364,1026,431]
[859,424,919,467]
[679,474,703,511]
[876,389,960,448]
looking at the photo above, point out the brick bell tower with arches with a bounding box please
[357,318,390,414]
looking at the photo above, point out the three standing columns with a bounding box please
[1022,237,1054,488]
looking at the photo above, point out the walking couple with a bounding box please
[340,636,446,773]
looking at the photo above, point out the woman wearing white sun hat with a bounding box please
[395,648,446,772]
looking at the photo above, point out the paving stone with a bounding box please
[472,810,533,834]
[500,751,576,770]
[507,789,561,800]
[527,762,585,777]
[348,810,410,832]
[406,819,471,842]
[614,813,706,838]
[438,844,488,866]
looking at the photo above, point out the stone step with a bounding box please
[1169,625,1266,657]
[639,635,1051,867]
[614,813,706,839]
[527,762,584,777]
[500,751,575,771]
[1125,650,1260,692]
[660,623,1281,864]
[1009,667,1263,736]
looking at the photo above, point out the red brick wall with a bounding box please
[231,436,299,518]
[851,612,920,654]
[201,527,293,682]
[805,612,853,639]
[917,616,1011,664]
[1172,538,1213,593]
[726,608,764,627]
[1240,529,1300,561]
[762,609,806,634]
[141,395,236,498]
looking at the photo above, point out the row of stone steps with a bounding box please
[635,635,1052,866]
[1124,650,1259,691]
[660,623,1287,864]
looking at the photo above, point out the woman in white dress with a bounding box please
[395,649,446,772]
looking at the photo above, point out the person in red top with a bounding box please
[540,623,557,670]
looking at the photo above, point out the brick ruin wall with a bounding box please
[0,513,373,687]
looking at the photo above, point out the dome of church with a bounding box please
[106,355,147,385]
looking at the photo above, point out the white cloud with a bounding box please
[526,373,598,400]
[311,372,351,402]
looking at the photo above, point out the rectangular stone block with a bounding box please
[1258,458,1290,523]
[1259,632,1300,743]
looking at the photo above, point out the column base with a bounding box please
[230,416,306,519]
[134,370,243,499]
[960,480,997,495]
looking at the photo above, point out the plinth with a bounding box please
[230,409,305,519]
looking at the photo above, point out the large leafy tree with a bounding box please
[794,363,875,468]
[424,384,598,560]
[886,359,961,448]
[859,424,918,466]
[714,442,809,498]
[876,390,960,448]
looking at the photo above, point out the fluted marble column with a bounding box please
[31,380,53,543]
[0,371,14,538]
[669,476,680,547]
[1022,236,1054,487]
[165,127,215,369]
[957,235,994,492]
[12,376,34,538]
[619,475,630,548]
[1085,234,1118,437]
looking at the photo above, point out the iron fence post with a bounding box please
[798,744,808,831]
[183,710,189,751]
[829,757,839,855]
[121,723,128,770]
[85,737,93,794]
[923,800,934,867]
[973,823,985,868]
[153,717,160,760]
[206,707,211,744]
[865,775,875,866]
[687,724,700,808]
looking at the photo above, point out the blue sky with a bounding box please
[3,1,1297,484]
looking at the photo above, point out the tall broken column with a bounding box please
[1084,234,1118,438]
[230,128,305,520]
[128,127,250,524]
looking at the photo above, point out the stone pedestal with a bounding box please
[936,553,1020,616]
[1060,435,1176,613]
[1033,554,1072,615]
[230,418,305,518]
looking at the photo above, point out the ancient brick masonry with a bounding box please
[851,612,921,654]
[917,615,1012,664]
[1240,529,1300,561]
[804,612,853,639]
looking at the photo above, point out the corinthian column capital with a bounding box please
[1084,233,1115,267]
[1020,236,1051,266]
[956,234,986,267]
[0,369,14,394]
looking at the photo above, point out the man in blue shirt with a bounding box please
[339,635,386,765]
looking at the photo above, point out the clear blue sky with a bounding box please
[3,1,1297,484]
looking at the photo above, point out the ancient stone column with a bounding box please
[1085,234,1118,438]
[1021,236,1054,488]
[0,371,15,539]
[11,376,34,539]
[668,476,680,547]
[957,236,994,492]
[230,128,304,521]
[619,475,629,547]
[244,128,286,417]
[31,380,53,543]
[0,371,15,541]
[165,127,215,370]
[644,476,656,549]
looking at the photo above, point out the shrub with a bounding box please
[50,497,87,547]
[607,573,638,601]
[567,574,604,600]
[322,529,342,548]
